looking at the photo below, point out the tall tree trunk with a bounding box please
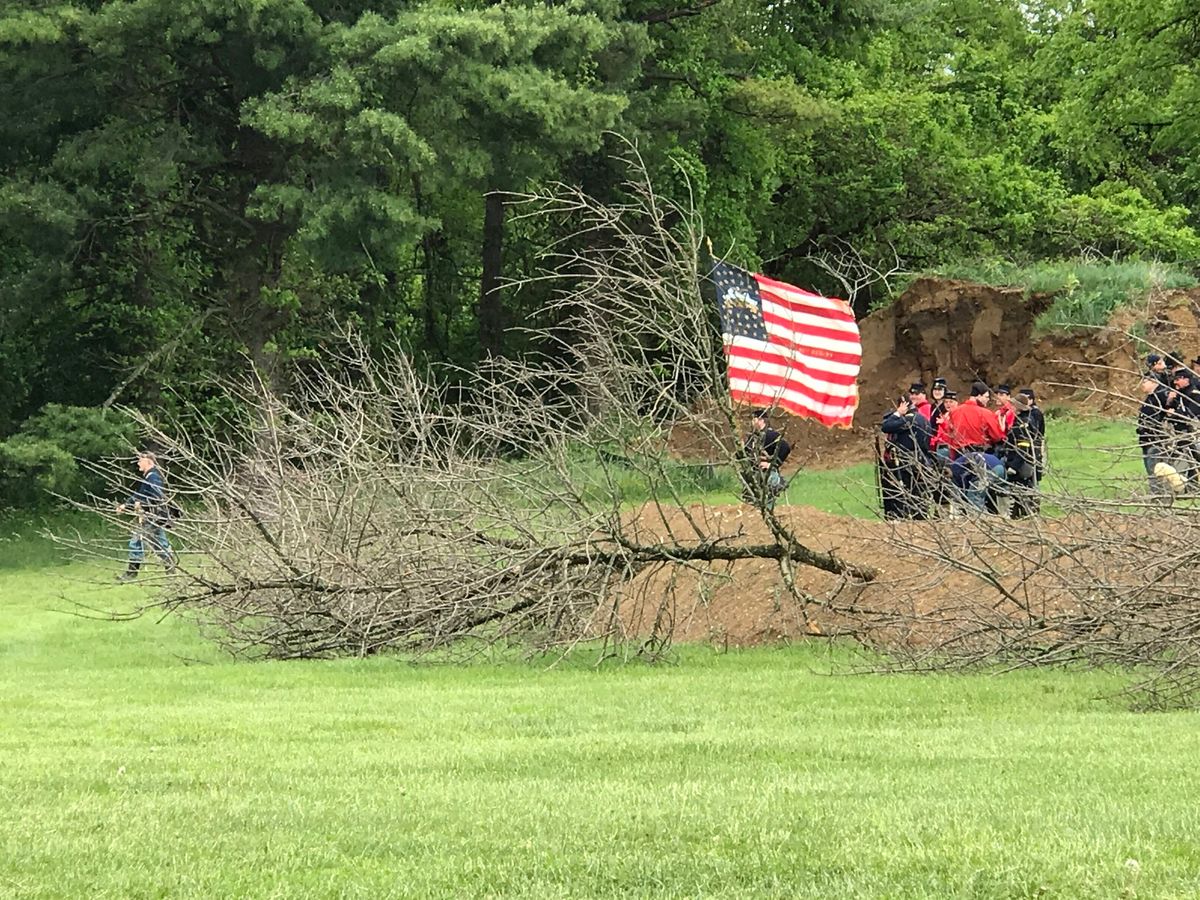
[230,221,286,394]
[421,229,450,360]
[479,189,505,358]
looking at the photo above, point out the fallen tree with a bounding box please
[72,150,875,660]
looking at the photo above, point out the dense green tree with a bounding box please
[0,0,646,435]
[245,4,646,358]
[0,0,328,428]
[1037,0,1200,230]
[2,0,1198,452]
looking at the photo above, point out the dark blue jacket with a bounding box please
[1138,386,1170,444]
[744,427,791,468]
[127,467,166,509]
[1002,412,1040,479]
[1167,384,1200,432]
[1026,405,1045,440]
[881,408,932,458]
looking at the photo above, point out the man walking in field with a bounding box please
[116,451,176,581]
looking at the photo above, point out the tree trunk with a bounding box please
[478,189,505,358]
[421,229,450,359]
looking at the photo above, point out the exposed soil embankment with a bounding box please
[857,278,1200,421]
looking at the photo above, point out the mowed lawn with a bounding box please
[3,524,1200,899]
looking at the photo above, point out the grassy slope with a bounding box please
[3,504,1200,897]
[925,259,1199,334]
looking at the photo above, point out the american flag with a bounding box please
[710,260,861,428]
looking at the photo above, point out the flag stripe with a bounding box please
[727,362,858,400]
[760,309,863,354]
[727,384,855,427]
[725,341,859,389]
[755,274,851,313]
[729,336,864,369]
[758,285,857,325]
[728,367,857,408]
[761,298,860,337]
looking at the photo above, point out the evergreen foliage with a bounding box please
[1,0,1199,479]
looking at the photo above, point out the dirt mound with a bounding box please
[615,502,1113,648]
[858,278,1200,420]
[855,278,1051,421]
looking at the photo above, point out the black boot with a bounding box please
[117,563,141,583]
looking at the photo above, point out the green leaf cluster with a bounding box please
[0,405,137,507]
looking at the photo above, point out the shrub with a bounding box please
[0,436,78,509]
[17,404,136,498]
[18,404,135,461]
[1053,184,1200,261]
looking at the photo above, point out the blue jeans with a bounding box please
[951,453,1006,511]
[129,523,173,565]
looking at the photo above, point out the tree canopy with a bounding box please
[1,0,1198,440]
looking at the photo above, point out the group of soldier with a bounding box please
[877,379,1046,520]
[1137,352,1200,498]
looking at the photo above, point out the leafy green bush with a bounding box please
[1053,184,1200,261]
[0,436,78,509]
[18,404,135,461]
[16,404,135,499]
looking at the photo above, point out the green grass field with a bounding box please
[4,503,1200,898]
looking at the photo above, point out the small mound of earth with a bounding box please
[616,503,931,646]
[614,501,1119,648]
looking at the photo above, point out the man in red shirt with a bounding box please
[945,381,1007,456]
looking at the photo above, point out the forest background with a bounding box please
[3,0,1200,502]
